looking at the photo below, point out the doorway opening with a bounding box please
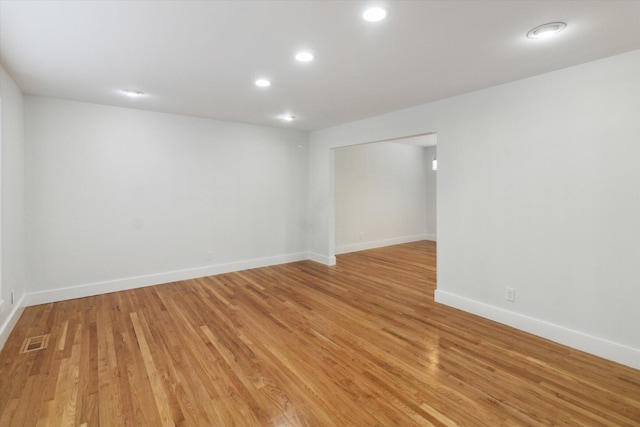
[332,133,437,256]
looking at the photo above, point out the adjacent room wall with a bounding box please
[309,50,640,369]
[25,97,309,304]
[334,142,428,254]
[0,67,26,349]
[423,145,437,240]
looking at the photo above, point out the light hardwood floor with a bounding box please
[1,241,639,426]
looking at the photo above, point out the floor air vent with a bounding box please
[20,334,50,354]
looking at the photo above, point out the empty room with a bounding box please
[1,1,639,425]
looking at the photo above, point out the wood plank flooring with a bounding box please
[1,241,639,426]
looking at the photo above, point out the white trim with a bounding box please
[306,252,337,266]
[335,234,431,255]
[435,289,640,370]
[0,98,4,327]
[0,293,25,351]
[26,252,307,307]
[424,233,437,242]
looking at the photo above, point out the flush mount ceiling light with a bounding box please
[363,7,387,22]
[295,51,314,62]
[526,22,566,39]
[280,114,296,122]
[255,79,271,87]
[120,89,145,98]
[121,89,144,97]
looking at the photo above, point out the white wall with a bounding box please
[424,145,437,239]
[0,67,26,349]
[25,97,309,304]
[334,142,428,254]
[308,50,640,369]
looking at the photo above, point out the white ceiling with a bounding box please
[1,1,639,130]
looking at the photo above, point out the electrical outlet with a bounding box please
[505,287,515,302]
[11,290,15,305]
[206,251,213,262]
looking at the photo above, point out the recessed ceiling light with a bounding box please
[280,114,296,122]
[255,79,271,87]
[295,51,314,62]
[363,7,387,22]
[120,89,145,98]
[526,22,566,39]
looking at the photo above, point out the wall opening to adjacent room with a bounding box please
[332,133,437,256]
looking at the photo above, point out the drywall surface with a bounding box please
[25,97,309,299]
[309,50,640,368]
[0,67,26,348]
[424,145,437,240]
[334,142,428,254]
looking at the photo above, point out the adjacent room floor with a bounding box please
[1,241,638,425]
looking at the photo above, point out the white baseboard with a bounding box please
[306,252,337,266]
[26,252,308,307]
[424,233,437,242]
[0,294,26,351]
[335,233,431,255]
[435,290,640,370]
